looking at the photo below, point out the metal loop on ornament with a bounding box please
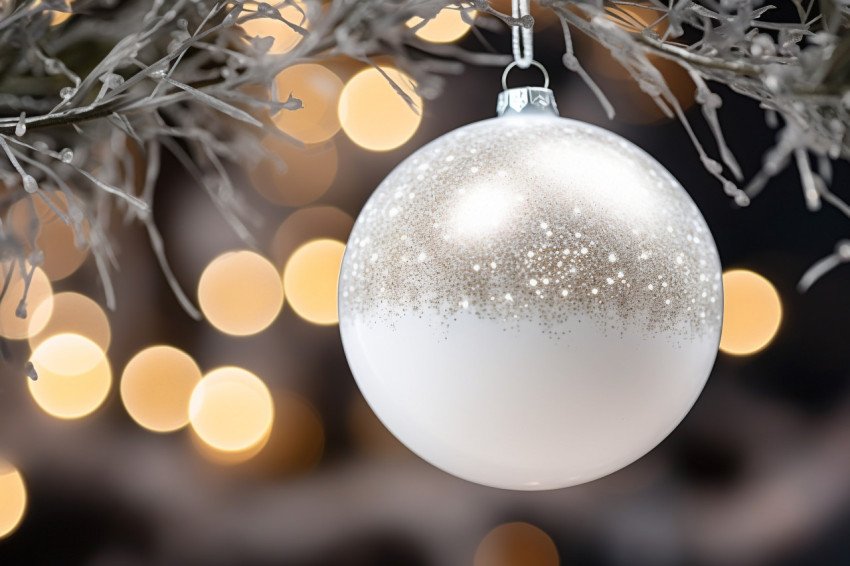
[501,60,549,91]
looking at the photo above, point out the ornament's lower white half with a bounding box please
[342,313,716,490]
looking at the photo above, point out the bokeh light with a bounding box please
[0,462,26,539]
[28,333,112,420]
[272,64,344,143]
[121,346,203,433]
[249,136,338,206]
[338,66,422,151]
[198,250,284,336]
[51,11,72,25]
[239,1,308,55]
[720,269,782,356]
[197,389,325,470]
[283,239,345,325]
[195,389,324,471]
[32,0,75,25]
[407,8,475,43]
[9,192,89,281]
[270,206,353,269]
[474,522,560,566]
[604,3,666,34]
[28,292,111,352]
[582,4,695,124]
[189,367,274,452]
[191,424,271,466]
[0,264,53,340]
[35,196,89,280]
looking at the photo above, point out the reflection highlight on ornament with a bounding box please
[407,7,475,43]
[28,333,111,419]
[720,269,782,356]
[451,186,516,238]
[239,1,308,54]
[198,250,284,336]
[536,140,653,218]
[0,462,26,539]
[474,522,560,566]
[0,264,53,340]
[283,239,346,325]
[271,206,353,269]
[250,137,338,206]
[338,66,422,151]
[189,367,274,452]
[121,346,203,433]
[28,292,111,352]
[273,64,343,143]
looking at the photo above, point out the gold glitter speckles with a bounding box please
[339,115,723,342]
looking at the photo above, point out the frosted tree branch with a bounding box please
[543,0,850,284]
[0,0,849,326]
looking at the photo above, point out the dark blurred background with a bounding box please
[2,3,850,566]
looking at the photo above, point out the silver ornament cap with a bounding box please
[496,86,559,117]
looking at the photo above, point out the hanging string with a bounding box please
[511,0,533,69]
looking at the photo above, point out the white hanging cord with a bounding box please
[511,0,533,69]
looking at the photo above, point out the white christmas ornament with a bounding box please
[338,81,723,490]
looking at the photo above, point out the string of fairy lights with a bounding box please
[0,3,786,563]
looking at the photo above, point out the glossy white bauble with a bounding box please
[338,112,723,490]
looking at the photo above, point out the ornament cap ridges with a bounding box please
[496,87,559,118]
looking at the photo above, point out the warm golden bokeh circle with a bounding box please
[28,333,112,420]
[581,5,695,124]
[407,8,475,43]
[28,292,111,352]
[273,64,344,144]
[283,239,346,325]
[271,206,354,269]
[121,346,203,433]
[720,269,782,356]
[474,522,560,566]
[0,463,26,539]
[189,367,274,452]
[0,264,53,340]
[239,1,308,54]
[9,192,90,281]
[338,66,423,151]
[191,424,272,466]
[249,137,338,207]
[198,250,284,336]
[51,10,72,25]
[32,0,75,25]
